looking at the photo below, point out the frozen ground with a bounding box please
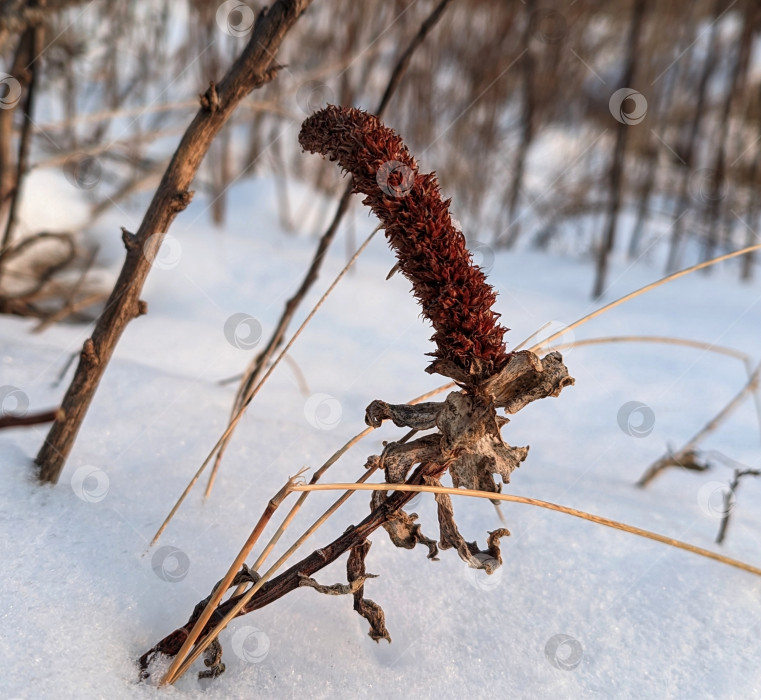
[1,175,760,699]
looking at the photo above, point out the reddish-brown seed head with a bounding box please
[299,105,509,384]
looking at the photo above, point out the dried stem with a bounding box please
[207,0,455,494]
[150,227,377,545]
[638,359,761,487]
[546,335,750,366]
[144,458,444,683]
[35,0,315,484]
[0,17,43,266]
[166,458,390,684]
[160,471,304,685]
[0,407,62,430]
[203,225,377,498]
[716,468,761,544]
[143,463,761,683]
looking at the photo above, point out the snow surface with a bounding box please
[1,175,760,699]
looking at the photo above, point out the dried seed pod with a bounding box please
[299,105,509,385]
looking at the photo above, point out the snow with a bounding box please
[1,174,760,699]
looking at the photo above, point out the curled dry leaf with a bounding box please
[364,350,573,497]
[365,400,441,430]
[371,488,440,559]
[348,540,391,642]
[427,476,511,572]
[363,347,573,579]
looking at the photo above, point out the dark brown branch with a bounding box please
[0,17,43,264]
[638,359,761,487]
[208,0,455,487]
[138,460,447,675]
[35,0,314,484]
[591,0,647,299]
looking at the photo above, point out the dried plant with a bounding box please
[139,106,574,683]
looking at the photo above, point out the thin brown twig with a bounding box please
[206,0,456,496]
[32,291,108,332]
[32,245,101,332]
[716,467,761,544]
[0,19,42,266]
[637,359,761,487]
[0,407,62,430]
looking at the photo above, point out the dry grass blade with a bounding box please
[150,228,378,546]
[165,457,394,684]
[291,482,761,578]
[547,335,750,365]
[402,247,761,414]
[167,430,418,682]
[203,226,380,498]
[245,428,416,586]
[159,471,306,685]
[513,321,551,352]
[530,243,761,353]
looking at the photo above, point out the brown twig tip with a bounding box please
[299,105,509,384]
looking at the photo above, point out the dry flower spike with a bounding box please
[299,105,510,386]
